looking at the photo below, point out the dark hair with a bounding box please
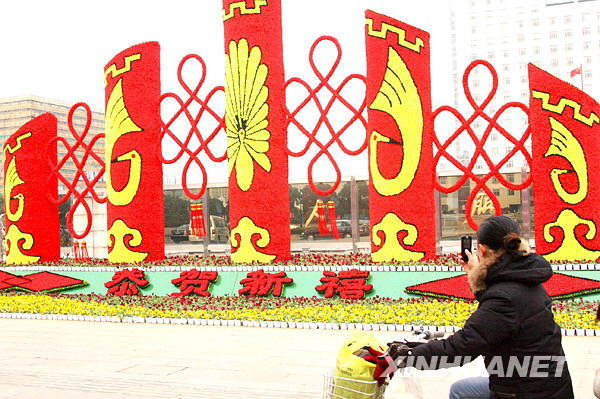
[596,305,600,322]
[477,216,522,252]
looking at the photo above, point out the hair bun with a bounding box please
[503,233,521,252]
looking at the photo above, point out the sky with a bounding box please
[0,0,453,184]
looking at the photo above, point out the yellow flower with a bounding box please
[225,38,271,192]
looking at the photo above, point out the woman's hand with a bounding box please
[462,249,480,273]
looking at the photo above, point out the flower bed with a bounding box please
[2,253,599,269]
[0,293,598,330]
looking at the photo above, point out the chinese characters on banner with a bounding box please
[365,11,435,263]
[529,64,600,261]
[171,270,218,297]
[104,42,165,264]
[223,0,291,263]
[239,270,293,296]
[105,268,149,296]
[316,270,373,299]
[3,114,60,264]
[104,269,376,298]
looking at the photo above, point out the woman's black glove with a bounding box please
[386,342,412,368]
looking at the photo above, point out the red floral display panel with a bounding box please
[3,114,60,264]
[406,273,600,301]
[104,42,165,263]
[365,11,435,263]
[529,64,600,262]
[0,271,86,293]
[223,0,291,263]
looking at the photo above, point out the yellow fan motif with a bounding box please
[225,38,271,192]
[105,79,143,206]
[544,117,587,205]
[4,157,25,223]
[369,46,423,197]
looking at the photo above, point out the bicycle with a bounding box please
[322,328,445,399]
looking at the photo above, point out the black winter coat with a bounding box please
[410,253,574,399]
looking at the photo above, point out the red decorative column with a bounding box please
[104,41,164,263]
[365,11,436,262]
[223,0,290,262]
[4,114,59,264]
[529,64,600,261]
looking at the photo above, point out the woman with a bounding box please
[406,216,574,399]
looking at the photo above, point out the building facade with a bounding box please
[444,0,600,172]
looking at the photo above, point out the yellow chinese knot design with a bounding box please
[543,209,600,261]
[371,213,424,262]
[107,219,149,263]
[230,217,275,263]
[2,132,41,264]
[225,39,272,192]
[370,47,422,197]
[545,117,587,205]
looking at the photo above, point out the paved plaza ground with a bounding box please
[0,319,597,398]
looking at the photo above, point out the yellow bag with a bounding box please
[332,331,388,399]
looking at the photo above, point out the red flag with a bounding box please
[570,66,582,78]
[316,200,329,236]
[326,201,340,240]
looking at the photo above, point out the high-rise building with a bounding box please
[0,95,105,192]
[441,0,600,172]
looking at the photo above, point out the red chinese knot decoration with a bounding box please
[159,54,226,200]
[105,268,150,296]
[47,104,106,240]
[432,60,532,230]
[238,269,293,297]
[285,36,368,196]
[171,269,218,297]
[315,269,373,299]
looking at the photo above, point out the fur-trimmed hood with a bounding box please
[468,242,552,295]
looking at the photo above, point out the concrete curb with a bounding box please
[1,312,599,336]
